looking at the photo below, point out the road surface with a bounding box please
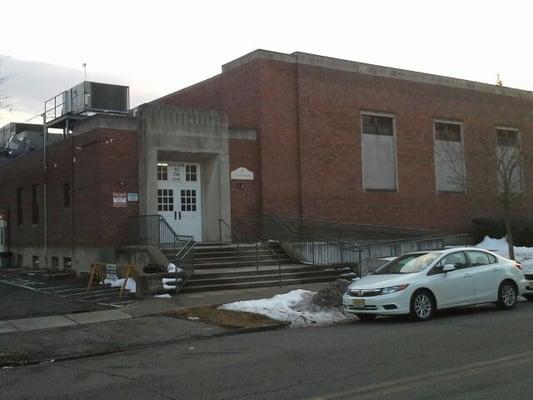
[2,301,533,399]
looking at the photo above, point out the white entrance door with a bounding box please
[157,162,202,241]
[0,219,7,253]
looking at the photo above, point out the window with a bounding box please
[438,252,468,270]
[466,251,497,266]
[51,256,59,269]
[17,254,23,268]
[63,257,72,271]
[496,128,522,194]
[157,163,168,181]
[157,189,174,211]
[185,165,197,182]
[32,184,39,224]
[64,183,71,208]
[434,121,465,193]
[32,255,39,268]
[361,113,397,191]
[17,187,23,226]
[180,189,197,212]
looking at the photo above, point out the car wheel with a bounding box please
[410,290,435,321]
[497,281,518,310]
[355,313,376,321]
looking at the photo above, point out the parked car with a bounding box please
[522,262,533,298]
[343,248,527,321]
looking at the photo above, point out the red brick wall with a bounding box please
[296,64,533,232]
[157,58,533,234]
[160,63,266,224]
[0,127,138,249]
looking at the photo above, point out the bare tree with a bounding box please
[0,56,11,116]
[486,120,527,260]
[438,95,530,260]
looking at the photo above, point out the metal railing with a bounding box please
[218,218,283,285]
[236,215,469,277]
[255,216,363,276]
[124,215,196,292]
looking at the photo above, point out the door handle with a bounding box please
[179,211,182,220]
[464,274,472,278]
[174,211,177,220]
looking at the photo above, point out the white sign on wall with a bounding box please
[231,167,254,181]
[113,193,127,207]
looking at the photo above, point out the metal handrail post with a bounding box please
[255,241,258,271]
[218,218,222,246]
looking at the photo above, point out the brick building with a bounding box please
[0,49,532,273]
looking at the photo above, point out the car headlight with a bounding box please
[380,284,409,295]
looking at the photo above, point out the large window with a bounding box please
[434,121,465,193]
[361,113,397,191]
[17,187,23,226]
[496,128,522,194]
[32,184,39,225]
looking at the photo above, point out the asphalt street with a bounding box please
[2,301,533,399]
[0,282,106,320]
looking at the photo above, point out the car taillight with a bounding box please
[514,262,522,271]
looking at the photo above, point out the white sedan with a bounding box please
[343,247,527,321]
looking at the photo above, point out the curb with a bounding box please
[0,319,288,369]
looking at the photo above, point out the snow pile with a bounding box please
[162,277,182,290]
[154,294,172,299]
[475,236,533,263]
[167,263,182,273]
[103,278,136,293]
[219,289,353,328]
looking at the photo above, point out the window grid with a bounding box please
[362,114,393,136]
[185,165,197,182]
[180,189,197,212]
[157,189,174,212]
[157,164,168,181]
[496,128,519,147]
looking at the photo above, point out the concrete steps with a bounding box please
[173,242,356,293]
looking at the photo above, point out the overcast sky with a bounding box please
[1,0,532,124]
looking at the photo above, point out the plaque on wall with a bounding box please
[231,167,254,180]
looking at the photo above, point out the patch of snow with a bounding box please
[475,236,533,263]
[154,294,172,299]
[103,278,136,293]
[167,263,182,273]
[219,289,353,328]
[163,283,176,290]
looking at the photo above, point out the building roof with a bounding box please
[222,49,533,100]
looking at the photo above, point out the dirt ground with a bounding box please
[164,305,287,329]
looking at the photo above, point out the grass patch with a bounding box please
[164,305,287,329]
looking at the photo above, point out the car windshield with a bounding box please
[374,252,440,274]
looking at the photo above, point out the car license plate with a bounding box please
[353,299,365,308]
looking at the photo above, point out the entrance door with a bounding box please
[0,219,7,253]
[157,162,202,241]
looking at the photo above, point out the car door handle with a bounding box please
[464,274,472,278]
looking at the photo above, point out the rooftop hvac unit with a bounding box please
[63,81,129,115]
[45,82,129,123]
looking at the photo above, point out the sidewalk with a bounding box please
[0,282,330,366]
[0,309,131,334]
[0,313,226,367]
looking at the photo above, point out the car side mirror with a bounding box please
[443,264,455,273]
